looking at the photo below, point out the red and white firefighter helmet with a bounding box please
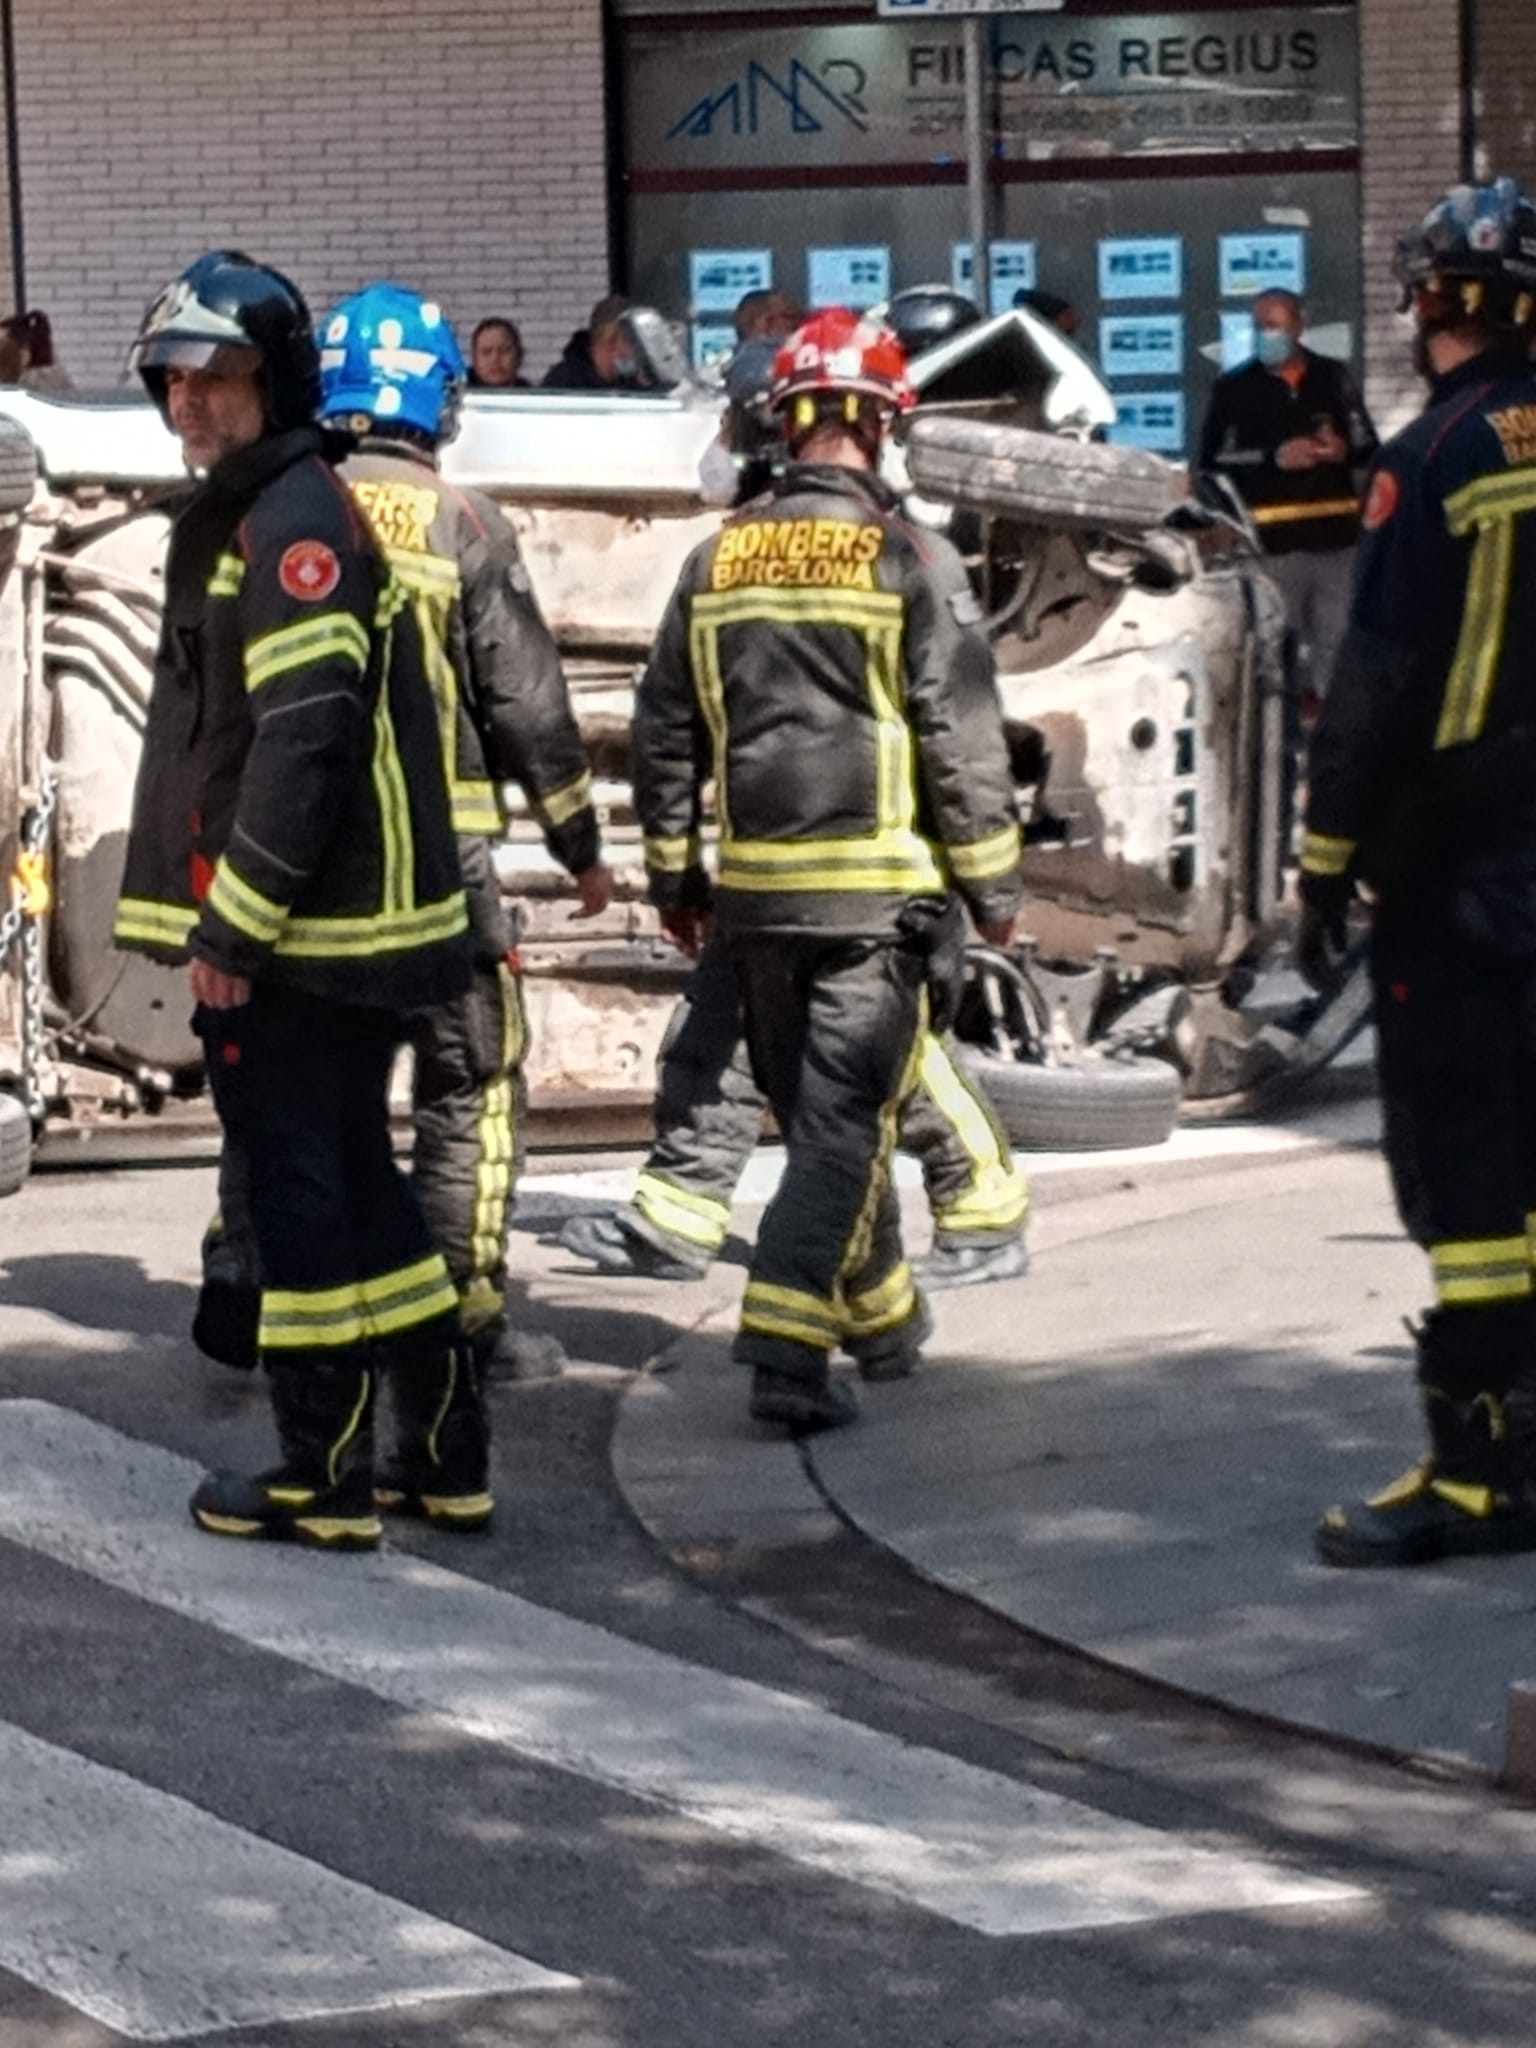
[767,308,915,416]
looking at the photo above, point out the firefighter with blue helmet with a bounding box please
[1299,178,1536,1566]
[199,281,611,1424]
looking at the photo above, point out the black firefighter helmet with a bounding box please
[881,284,982,362]
[1395,176,1536,327]
[130,251,321,431]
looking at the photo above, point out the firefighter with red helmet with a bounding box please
[633,309,1025,1430]
[1298,180,1536,1566]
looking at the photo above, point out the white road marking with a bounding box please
[0,1718,573,2043]
[0,1402,1363,1940]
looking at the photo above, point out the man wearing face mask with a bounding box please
[1198,289,1378,741]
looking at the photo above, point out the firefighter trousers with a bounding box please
[725,929,928,1382]
[1372,886,1536,1398]
[626,933,1028,1270]
[410,956,528,1338]
[204,958,528,1347]
[196,984,460,1380]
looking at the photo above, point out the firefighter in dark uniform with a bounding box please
[559,941,1031,1289]
[1296,179,1536,1566]
[115,252,480,1549]
[321,286,610,1368]
[198,287,610,1386]
[634,310,1025,1431]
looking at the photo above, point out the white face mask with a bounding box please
[697,436,739,505]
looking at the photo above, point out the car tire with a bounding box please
[0,413,39,514]
[0,1089,32,1196]
[904,415,1181,532]
[958,1046,1183,1151]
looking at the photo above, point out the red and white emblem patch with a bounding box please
[1362,469,1400,532]
[278,539,341,602]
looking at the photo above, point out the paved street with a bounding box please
[7,1091,1536,2046]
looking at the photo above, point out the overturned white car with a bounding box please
[0,308,1334,1189]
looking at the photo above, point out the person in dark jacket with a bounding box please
[324,284,612,1378]
[115,252,473,1551]
[1295,179,1536,1568]
[540,294,649,393]
[1199,289,1378,743]
[634,308,1025,1432]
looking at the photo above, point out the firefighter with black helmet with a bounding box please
[198,284,612,1395]
[1297,179,1536,1566]
[116,251,477,1551]
[634,309,1024,1431]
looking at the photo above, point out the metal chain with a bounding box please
[3,769,59,1122]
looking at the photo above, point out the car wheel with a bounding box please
[959,1046,1183,1151]
[904,415,1181,532]
[0,412,39,514]
[0,1089,32,1196]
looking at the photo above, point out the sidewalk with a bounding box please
[521,1104,1536,1779]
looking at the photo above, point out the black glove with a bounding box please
[1295,895,1350,994]
[897,895,968,1032]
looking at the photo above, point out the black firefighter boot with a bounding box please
[376,1340,495,1533]
[1316,1304,1536,1568]
[190,1357,381,1551]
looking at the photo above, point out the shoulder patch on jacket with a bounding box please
[1361,469,1399,533]
[948,586,984,627]
[278,540,342,602]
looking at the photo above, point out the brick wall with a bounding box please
[1475,0,1536,186]
[1357,0,1464,436]
[7,0,610,388]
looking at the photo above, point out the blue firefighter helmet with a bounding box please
[315,283,467,443]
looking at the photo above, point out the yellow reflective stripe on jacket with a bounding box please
[1298,830,1356,878]
[243,612,370,695]
[1431,1235,1533,1307]
[645,832,702,874]
[532,770,594,830]
[451,783,503,835]
[113,897,198,948]
[1249,498,1360,526]
[386,545,462,601]
[692,588,905,632]
[370,664,415,918]
[688,615,732,838]
[719,830,943,894]
[1443,468,1536,535]
[206,552,245,599]
[1435,514,1516,749]
[276,890,468,959]
[206,859,287,946]
[947,821,1023,884]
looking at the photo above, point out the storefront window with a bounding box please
[618,3,1361,457]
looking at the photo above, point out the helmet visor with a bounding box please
[130,334,263,377]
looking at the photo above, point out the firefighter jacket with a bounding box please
[1300,349,1536,902]
[114,426,471,1011]
[633,463,1024,936]
[340,440,598,882]
[1197,347,1378,555]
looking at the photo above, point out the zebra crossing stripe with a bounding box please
[0,1718,575,2042]
[0,1402,1365,1939]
